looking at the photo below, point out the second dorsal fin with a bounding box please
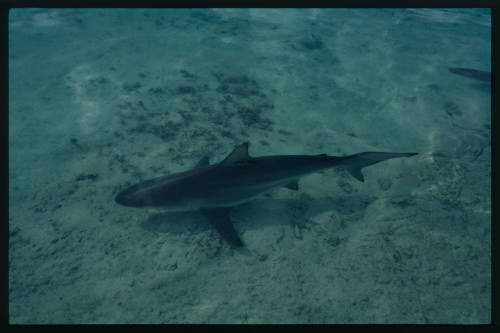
[194,156,210,168]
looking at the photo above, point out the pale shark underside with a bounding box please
[115,143,417,246]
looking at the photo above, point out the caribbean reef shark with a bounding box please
[115,143,417,246]
[449,67,491,82]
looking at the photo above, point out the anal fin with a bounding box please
[284,179,299,191]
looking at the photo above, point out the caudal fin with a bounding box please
[342,152,418,182]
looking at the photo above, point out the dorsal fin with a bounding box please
[219,143,251,165]
[194,156,210,168]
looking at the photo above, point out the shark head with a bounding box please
[114,144,252,210]
[115,181,175,207]
[115,185,148,207]
[114,173,189,208]
[114,167,212,211]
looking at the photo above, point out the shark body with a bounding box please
[115,143,417,246]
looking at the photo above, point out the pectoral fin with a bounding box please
[348,168,365,182]
[201,208,243,247]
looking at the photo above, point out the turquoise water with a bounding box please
[9,8,491,323]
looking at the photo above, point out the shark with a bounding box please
[448,67,491,82]
[115,143,417,246]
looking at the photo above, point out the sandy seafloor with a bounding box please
[8,8,491,324]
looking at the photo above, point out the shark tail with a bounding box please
[340,152,418,182]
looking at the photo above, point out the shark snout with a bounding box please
[115,186,150,207]
[115,189,137,206]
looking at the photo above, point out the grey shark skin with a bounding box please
[115,143,417,246]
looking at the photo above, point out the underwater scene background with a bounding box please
[9,8,490,323]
